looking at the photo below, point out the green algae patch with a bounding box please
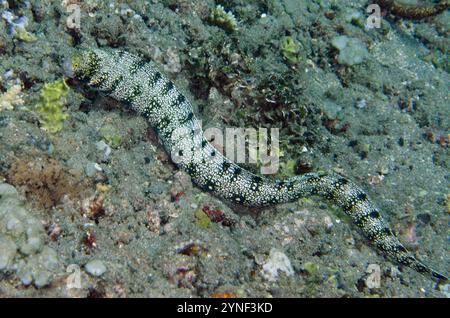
[280,36,301,65]
[194,207,211,229]
[304,262,319,275]
[14,26,37,43]
[35,79,69,133]
[98,124,124,149]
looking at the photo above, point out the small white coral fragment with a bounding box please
[0,84,24,111]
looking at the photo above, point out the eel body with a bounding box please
[376,0,449,19]
[71,48,448,283]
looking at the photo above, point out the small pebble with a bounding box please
[85,259,107,277]
[331,35,369,66]
[33,270,52,288]
[47,143,54,155]
[20,235,43,255]
[261,248,294,282]
[96,140,112,160]
[356,99,367,109]
[0,235,17,270]
[85,162,102,177]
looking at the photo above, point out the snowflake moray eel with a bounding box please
[71,48,448,284]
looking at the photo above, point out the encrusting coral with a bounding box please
[0,182,60,288]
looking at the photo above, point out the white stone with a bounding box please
[261,248,294,282]
[85,259,107,277]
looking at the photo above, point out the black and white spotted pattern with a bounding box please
[71,48,448,283]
